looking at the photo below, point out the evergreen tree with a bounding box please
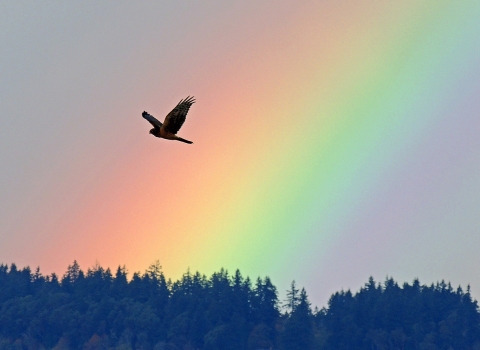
[112,265,128,298]
[285,280,300,313]
[281,288,315,350]
[0,261,479,350]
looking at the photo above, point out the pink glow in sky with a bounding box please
[1,1,480,307]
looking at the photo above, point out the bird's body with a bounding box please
[150,126,190,143]
[142,96,195,144]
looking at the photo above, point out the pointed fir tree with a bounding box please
[281,287,315,350]
[284,280,300,313]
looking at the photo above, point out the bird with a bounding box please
[142,96,195,144]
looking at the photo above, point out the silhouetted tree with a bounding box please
[1,262,480,349]
[281,287,315,350]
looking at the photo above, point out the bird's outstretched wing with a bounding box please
[162,96,195,134]
[142,111,163,130]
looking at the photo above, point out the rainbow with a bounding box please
[8,1,480,306]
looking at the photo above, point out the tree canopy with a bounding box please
[0,262,479,349]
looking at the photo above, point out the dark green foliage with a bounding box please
[281,287,315,350]
[0,263,479,350]
[317,277,480,350]
[0,262,280,349]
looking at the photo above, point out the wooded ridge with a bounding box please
[1,261,479,349]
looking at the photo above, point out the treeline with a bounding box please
[0,262,479,350]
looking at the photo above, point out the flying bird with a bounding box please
[142,96,195,144]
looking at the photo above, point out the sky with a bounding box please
[1,1,480,308]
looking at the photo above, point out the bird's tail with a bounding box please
[177,137,193,144]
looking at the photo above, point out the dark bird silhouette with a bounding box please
[142,96,195,144]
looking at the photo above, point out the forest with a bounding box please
[1,261,479,350]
